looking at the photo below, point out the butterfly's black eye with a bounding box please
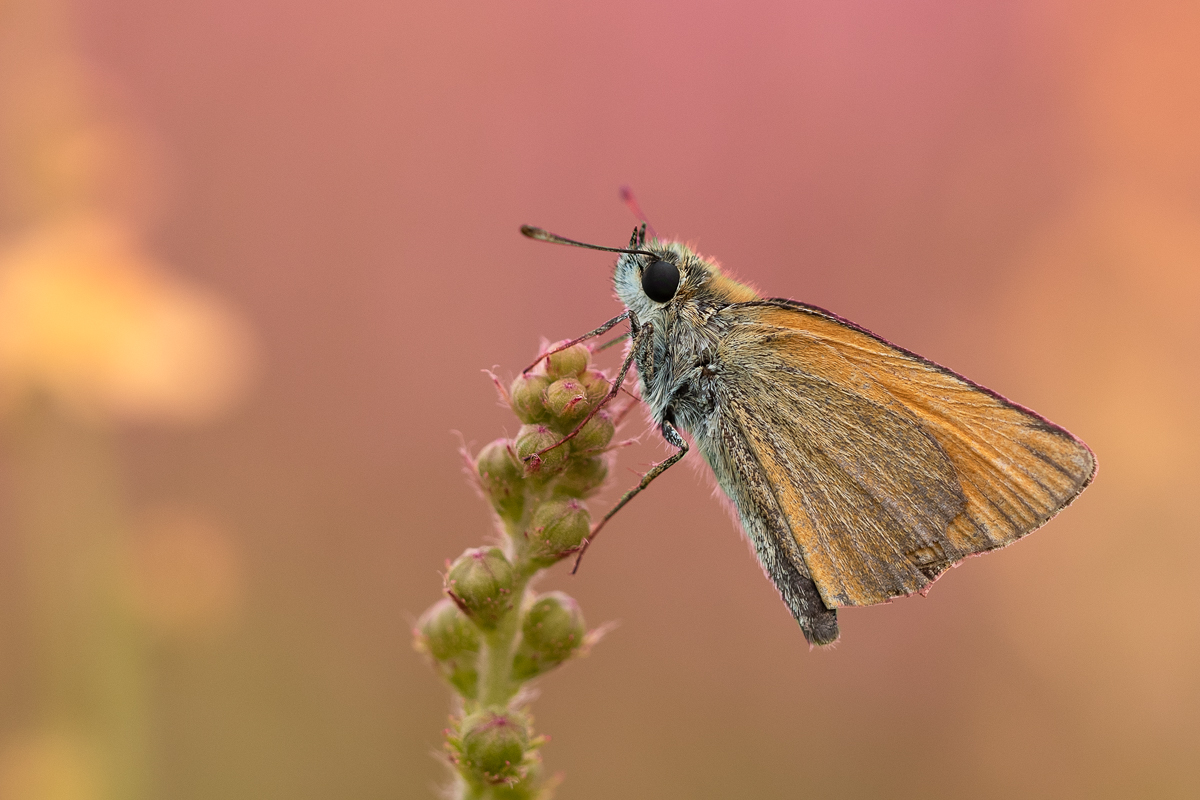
[641,259,679,303]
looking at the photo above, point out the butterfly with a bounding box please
[520,222,1096,646]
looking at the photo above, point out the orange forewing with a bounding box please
[717,300,1096,608]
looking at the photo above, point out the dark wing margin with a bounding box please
[714,299,1096,608]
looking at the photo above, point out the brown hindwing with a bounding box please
[714,412,841,644]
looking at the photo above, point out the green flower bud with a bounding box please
[551,455,608,499]
[445,547,516,630]
[545,343,589,379]
[524,499,590,566]
[513,424,568,477]
[509,373,550,424]
[544,377,590,430]
[475,439,524,521]
[457,710,530,786]
[414,599,480,698]
[512,592,586,681]
[570,410,614,454]
[490,753,545,800]
[579,368,611,407]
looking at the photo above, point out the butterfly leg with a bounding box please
[521,311,630,374]
[571,420,688,574]
[524,318,649,467]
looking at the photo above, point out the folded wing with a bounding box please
[716,300,1096,608]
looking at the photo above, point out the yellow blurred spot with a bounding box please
[0,215,255,423]
[0,732,101,800]
[126,505,244,637]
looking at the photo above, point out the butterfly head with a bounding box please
[517,224,759,322]
[613,241,758,323]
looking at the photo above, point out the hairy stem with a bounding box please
[477,576,530,709]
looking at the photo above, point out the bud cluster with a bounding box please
[414,342,616,799]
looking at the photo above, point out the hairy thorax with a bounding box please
[633,298,731,442]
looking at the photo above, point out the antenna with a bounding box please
[519,226,658,258]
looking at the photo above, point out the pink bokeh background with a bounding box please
[2,0,1198,798]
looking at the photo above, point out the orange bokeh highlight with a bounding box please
[125,505,244,637]
[0,216,254,423]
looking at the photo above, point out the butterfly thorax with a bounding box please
[613,242,759,436]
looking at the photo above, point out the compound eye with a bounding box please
[641,259,679,303]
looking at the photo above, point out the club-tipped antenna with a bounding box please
[520,225,658,258]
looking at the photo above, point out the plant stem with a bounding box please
[477,576,530,708]
[456,573,530,800]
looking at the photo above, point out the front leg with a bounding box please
[571,419,689,573]
[521,311,630,374]
[524,315,651,466]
